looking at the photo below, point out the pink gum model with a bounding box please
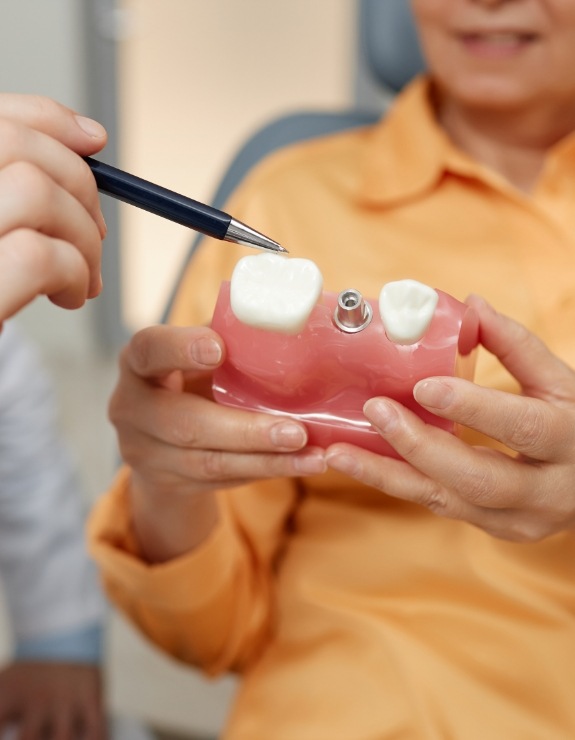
[211,283,479,456]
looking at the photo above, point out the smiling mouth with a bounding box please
[461,31,539,44]
[456,30,540,58]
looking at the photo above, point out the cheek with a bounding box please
[410,0,457,69]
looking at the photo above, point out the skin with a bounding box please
[411,0,575,190]
[110,326,326,562]
[0,96,107,735]
[0,94,107,325]
[327,296,575,542]
[112,0,575,560]
[0,663,105,740]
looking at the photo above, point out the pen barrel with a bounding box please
[85,156,230,239]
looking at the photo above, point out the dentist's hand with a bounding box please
[109,324,326,561]
[0,662,105,740]
[326,296,575,542]
[0,94,107,323]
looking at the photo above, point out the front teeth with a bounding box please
[379,279,438,345]
[230,253,323,334]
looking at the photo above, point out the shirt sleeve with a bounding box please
[89,466,297,675]
[0,321,106,661]
[14,622,103,664]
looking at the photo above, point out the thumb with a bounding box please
[126,325,225,382]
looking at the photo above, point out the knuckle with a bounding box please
[397,428,425,459]
[128,330,154,373]
[198,450,226,480]
[506,404,551,453]
[3,228,51,273]
[25,95,68,129]
[458,465,498,506]
[418,480,450,515]
[0,118,26,154]
[501,518,550,544]
[171,409,201,448]
[5,160,52,207]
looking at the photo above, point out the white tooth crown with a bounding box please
[230,253,323,334]
[379,279,438,345]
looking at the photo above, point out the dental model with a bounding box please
[211,254,479,456]
[230,253,323,333]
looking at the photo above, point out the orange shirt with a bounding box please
[89,78,575,739]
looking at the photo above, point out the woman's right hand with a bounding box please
[0,94,107,322]
[108,324,326,561]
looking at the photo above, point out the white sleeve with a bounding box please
[0,322,106,646]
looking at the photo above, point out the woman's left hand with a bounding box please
[326,295,575,542]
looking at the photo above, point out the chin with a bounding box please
[437,72,539,111]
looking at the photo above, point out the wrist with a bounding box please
[129,472,220,562]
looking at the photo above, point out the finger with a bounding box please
[19,713,49,740]
[125,431,327,486]
[0,118,106,237]
[414,375,575,461]
[325,442,554,541]
[361,397,529,508]
[0,164,102,297]
[124,325,226,379]
[50,708,74,740]
[324,440,507,524]
[0,94,107,156]
[76,705,107,740]
[0,230,89,317]
[467,294,575,401]
[110,375,312,454]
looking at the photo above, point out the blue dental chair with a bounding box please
[165,0,426,315]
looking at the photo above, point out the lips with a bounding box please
[461,31,538,43]
[457,28,539,57]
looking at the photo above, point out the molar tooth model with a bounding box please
[211,254,479,456]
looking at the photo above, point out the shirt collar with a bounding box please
[357,76,456,207]
[357,76,575,207]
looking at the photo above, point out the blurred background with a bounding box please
[0,1,386,736]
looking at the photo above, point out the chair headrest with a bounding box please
[359,0,426,93]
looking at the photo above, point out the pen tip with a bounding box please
[226,218,288,254]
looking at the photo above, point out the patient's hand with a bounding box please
[0,662,105,740]
[326,296,575,542]
[109,324,326,561]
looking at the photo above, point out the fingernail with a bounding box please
[364,399,397,433]
[190,337,222,366]
[325,452,360,476]
[413,379,453,409]
[270,421,307,450]
[75,115,107,138]
[293,451,326,475]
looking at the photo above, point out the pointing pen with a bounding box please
[85,157,287,254]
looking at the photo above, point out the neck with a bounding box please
[436,92,575,193]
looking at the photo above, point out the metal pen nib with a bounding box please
[225,218,288,253]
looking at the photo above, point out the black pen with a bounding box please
[85,157,287,254]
